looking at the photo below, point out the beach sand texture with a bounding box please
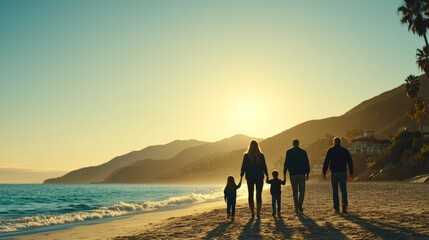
[114,182,429,240]
[20,182,429,240]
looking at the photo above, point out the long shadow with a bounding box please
[252,219,261,238]
[238,218,262,240]
[238,218,253,240]
[274,216,292,238]
[297,213,347,240]
[341,213,429,239]
[203,221,232,239]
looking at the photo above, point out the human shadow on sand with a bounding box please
[273,216,292,238]
[238,218,262,240]
[298,213,347,240]
[341,213,429,239]
[203,221,232,239]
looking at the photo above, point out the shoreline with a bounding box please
[0,183,224,239]
[13,181,429,239]
[17,198,227,240]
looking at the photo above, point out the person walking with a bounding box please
[224,176,242,220]
[283,139,310,213]
[266,170,286,216]
[323,136,353,214]
[240,140,269,219]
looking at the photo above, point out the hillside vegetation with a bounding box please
[357,132,429,181]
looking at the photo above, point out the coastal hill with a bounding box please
[103,134,260,183]
[260,75,429,164]
[44,139,207,184]
[44,135,259,184]
[137,75,428,183]
[45,75,429,184]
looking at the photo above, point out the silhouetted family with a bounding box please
[224,137,353,220]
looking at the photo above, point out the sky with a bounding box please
[0,0,424,182]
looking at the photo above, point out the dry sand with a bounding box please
[20,182,429,240]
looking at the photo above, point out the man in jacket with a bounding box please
[283,139,310,213]
[323,137,353,213]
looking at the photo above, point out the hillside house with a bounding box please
[348,131,391,155]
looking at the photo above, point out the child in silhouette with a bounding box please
[266,170,286,216]
[224,176,242,220]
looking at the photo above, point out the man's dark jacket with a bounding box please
[283,146,310,176]
[323,145,353,175]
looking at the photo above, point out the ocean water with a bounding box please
[0,184,226,238]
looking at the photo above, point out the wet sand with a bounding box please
[115,182,429,240]
[21,182,429,240]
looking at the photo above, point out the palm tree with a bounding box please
[405,74,421,99]
[398,0,429,48]
[417,46,429,75]
[415,96,427,132]
[407,104,418,135]
[405,75,421,137]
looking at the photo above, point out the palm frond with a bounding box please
[398,0,429,36]
[404,75,420,98]
[416,47,429,74]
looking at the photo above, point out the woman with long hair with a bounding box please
[240,140,269,219]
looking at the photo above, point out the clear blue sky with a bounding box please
[0,0,423,179]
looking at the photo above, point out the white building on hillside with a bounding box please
[348,131,391,155]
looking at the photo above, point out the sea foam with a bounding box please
[0,192,222,233]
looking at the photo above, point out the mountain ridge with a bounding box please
[150,75,429,183]
[103,134,260,183]
[45,75,429,184]
[44,139,207,184]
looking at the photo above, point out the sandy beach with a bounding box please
[20,181,429,240]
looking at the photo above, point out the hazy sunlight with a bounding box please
[228,93,270,135]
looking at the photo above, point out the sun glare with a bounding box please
[229,94,268,136]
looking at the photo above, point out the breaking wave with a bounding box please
[0,192,222,233]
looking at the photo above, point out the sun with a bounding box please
[228,94,268,136]
[234,99,260,121]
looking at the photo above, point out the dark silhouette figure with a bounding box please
[266,170,286,216]
[224,175,242,220]
[240,140,269,219]
[323,136,353,213]
[283,139,310,213]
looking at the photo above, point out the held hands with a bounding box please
[323,175,327,181]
